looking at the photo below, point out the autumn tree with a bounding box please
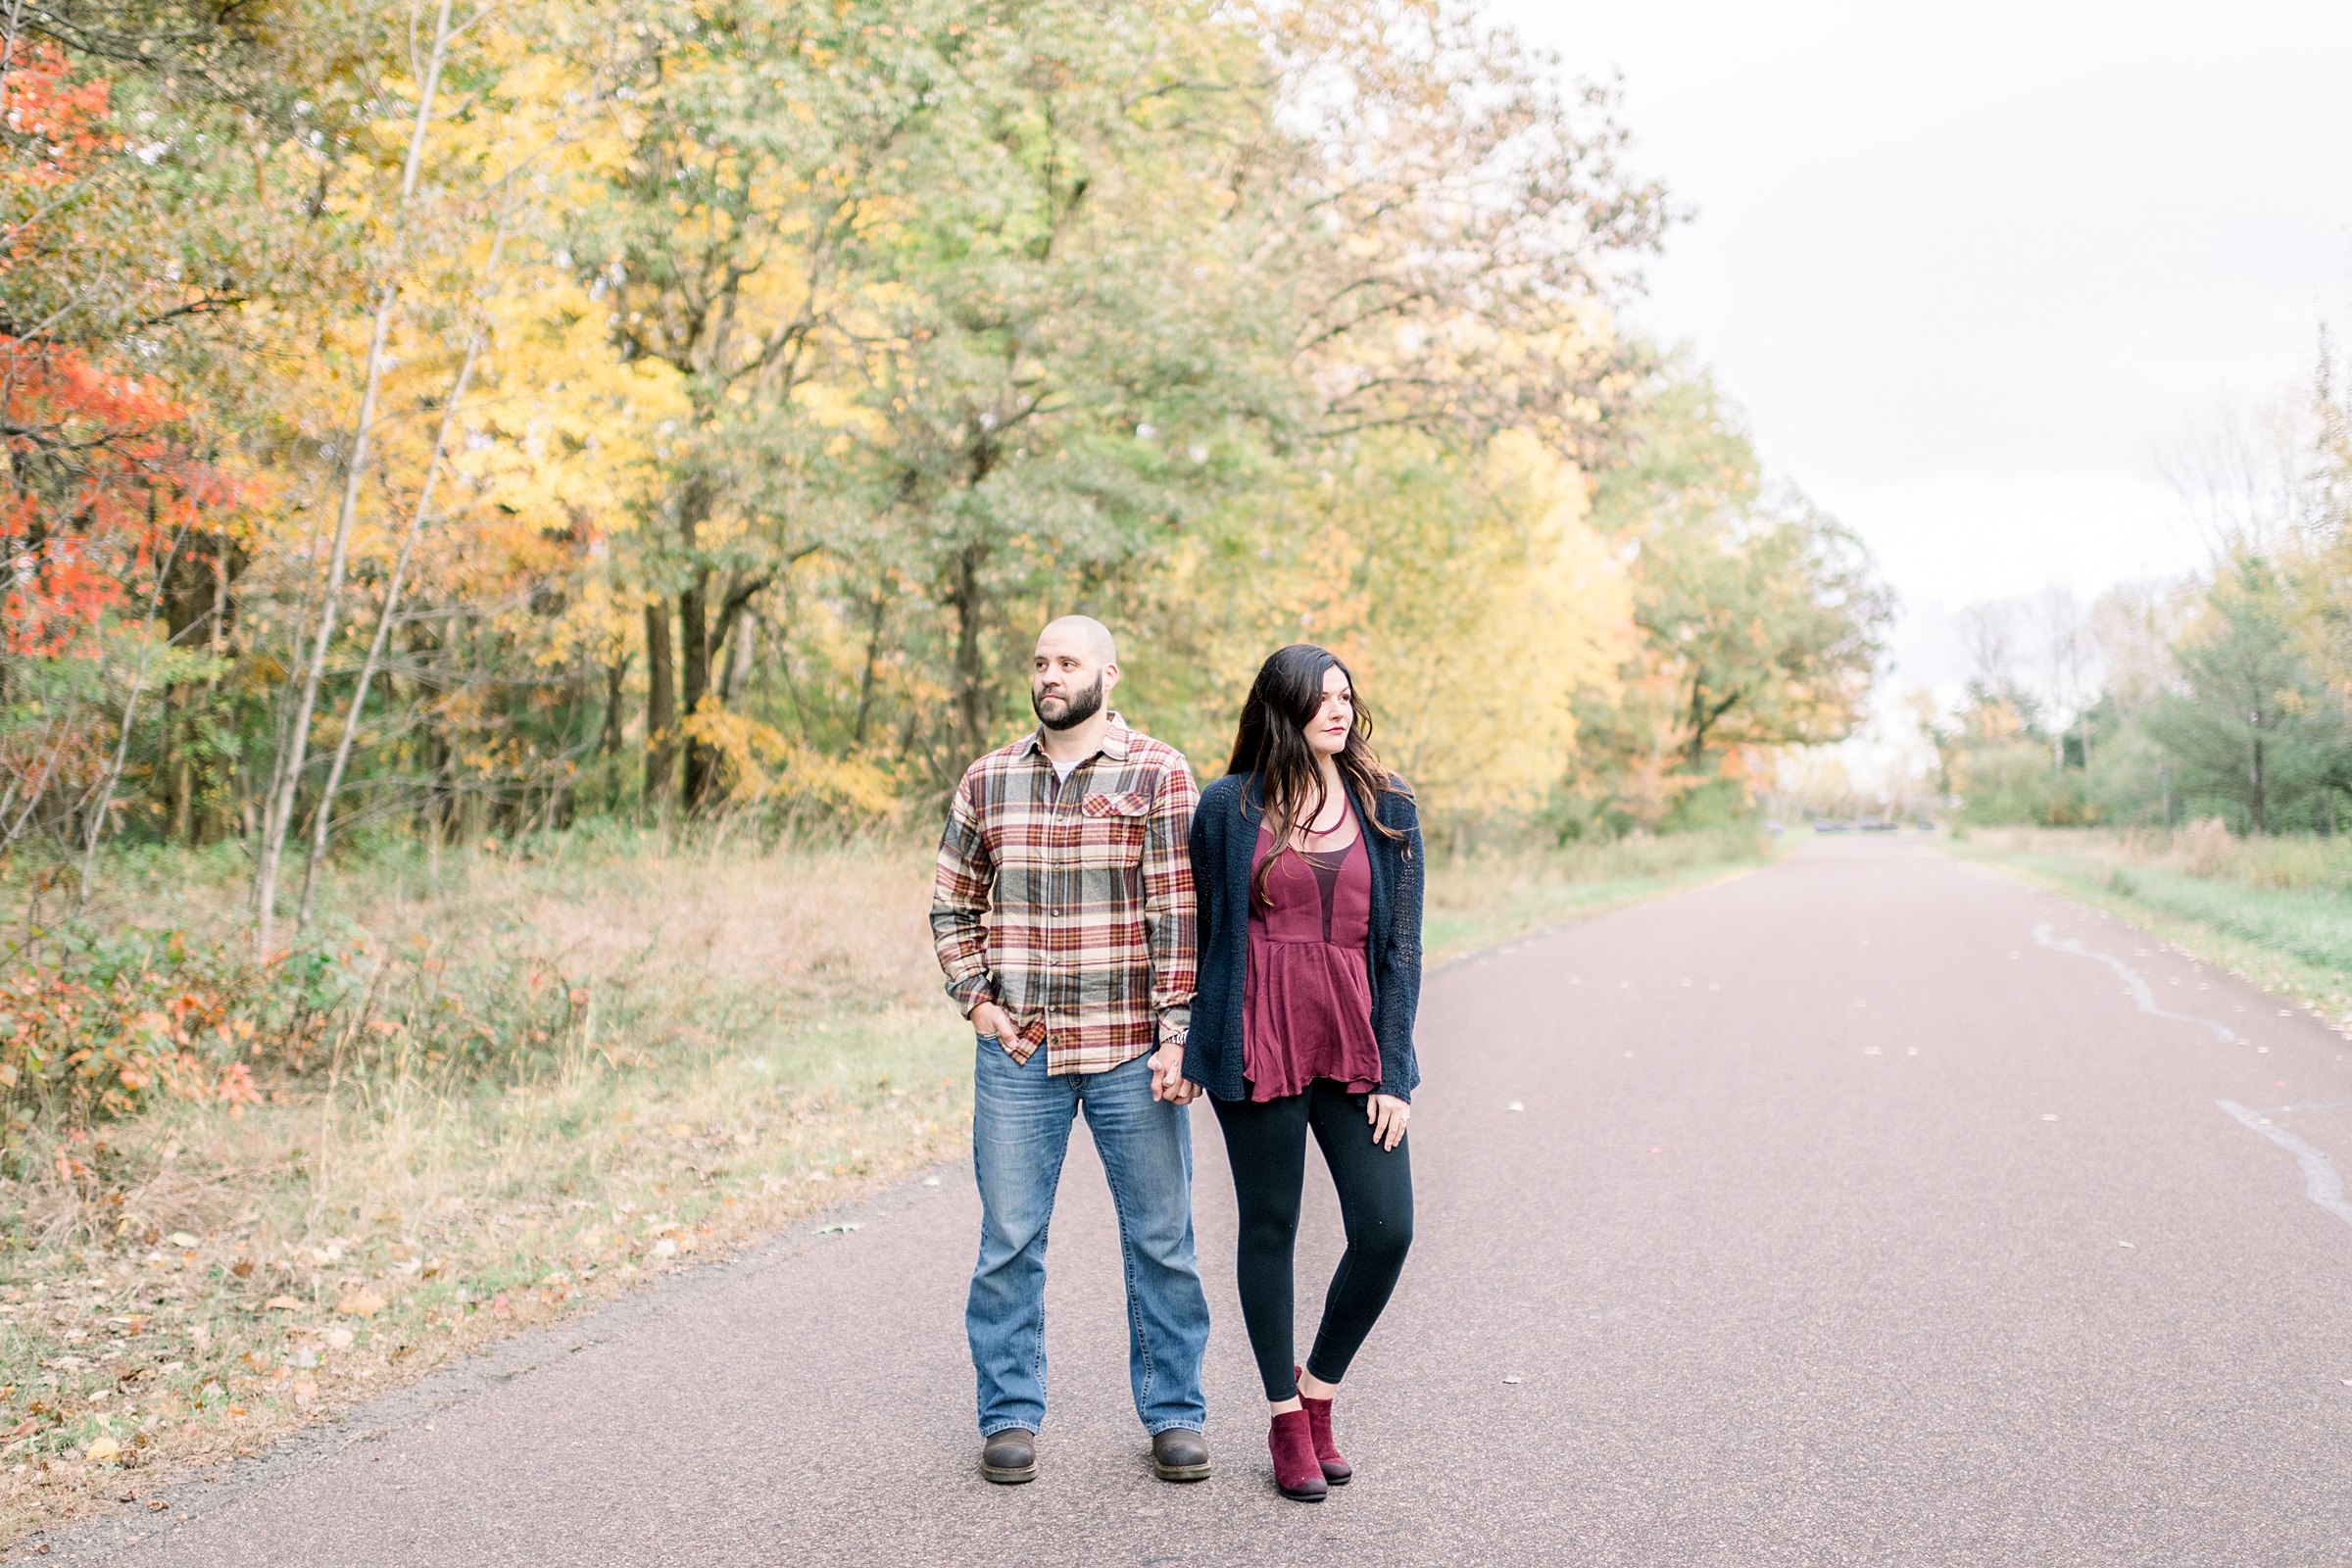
[565,0,973,811]
[1566,365,1889,830]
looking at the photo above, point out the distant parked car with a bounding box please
[1763,816,1786,835]
[1915,817,1936,832]
[1811,817,1847,833]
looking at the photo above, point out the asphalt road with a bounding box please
[50,837,2352,1566]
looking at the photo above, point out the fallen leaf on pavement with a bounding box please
[1506,1102,1524,1112]
[335,1292,387,1319]
[816,1222,859,1235]
[167,1232,199,1250]
[83,1438,122,1463]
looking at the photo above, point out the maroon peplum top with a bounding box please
[1240,805,1383,1102]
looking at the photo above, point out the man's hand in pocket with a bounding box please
[972,1001,1018,1048]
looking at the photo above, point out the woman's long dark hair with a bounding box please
[1228,644,1411,906]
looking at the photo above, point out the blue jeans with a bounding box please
[967,1037,1210,1438]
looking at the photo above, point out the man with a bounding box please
[931,615,1212,1486]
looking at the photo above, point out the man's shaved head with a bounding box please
[1039,614,1116,665]
[1031,616,1119,733]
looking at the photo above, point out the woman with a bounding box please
[1184,644,1423,1501]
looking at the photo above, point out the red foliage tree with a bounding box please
[3,43,236,661]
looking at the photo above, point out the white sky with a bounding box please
[1494,0,2352,699]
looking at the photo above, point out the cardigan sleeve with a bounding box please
[1186,798,1216,984]
[1372,791,1425,1102]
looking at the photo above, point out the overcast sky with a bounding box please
[1494,0,2352,699]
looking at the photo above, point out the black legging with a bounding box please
[1213,1079,1414,1401]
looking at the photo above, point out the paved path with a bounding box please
[52,838,2352,1565]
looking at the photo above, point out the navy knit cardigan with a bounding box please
[1181,770,1425,1103]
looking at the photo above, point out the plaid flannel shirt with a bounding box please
[931,716,1199,1075]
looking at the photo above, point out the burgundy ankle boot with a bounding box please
[1294,1366,1351,1485]
[1267,1409,1328,1500]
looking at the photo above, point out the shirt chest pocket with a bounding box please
[1072,790,1151,867]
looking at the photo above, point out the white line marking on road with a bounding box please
[2218,1100,2352,1231]
[2032,923,2239,1044]
[2252,1100,2352,1116]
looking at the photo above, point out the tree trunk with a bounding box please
[600,656,629,757]
[722,604,757,705]
[250,0,457,955]
[952,541,990,759]
[678,567,716,809]
[2250,732,2267,835]
[156,529,219,847]
[297,317,491,933]
[253,284,397,952]
[853,581,890,746]
[643,601,676,808]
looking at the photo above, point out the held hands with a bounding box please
[1150,1040,1200,1104]
[1367,1093,1409,1151]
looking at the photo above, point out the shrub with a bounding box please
[0,928,267,1133]
[1,918,592,1145]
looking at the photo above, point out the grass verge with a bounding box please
[1947,825,2352,1035]
[1,820,1768,1545]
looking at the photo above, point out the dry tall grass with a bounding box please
[1962,821,2352,892]
[0,831,968,1543]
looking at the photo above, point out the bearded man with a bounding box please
[930,615,1211,1485]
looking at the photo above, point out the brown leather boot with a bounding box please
[1151,1427,1211,1482]
[1295,1366,1351,1485]
[1267,1409,1328,1501]
[980,1428,1037,1484]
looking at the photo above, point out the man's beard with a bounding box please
[1033,673,1105,732]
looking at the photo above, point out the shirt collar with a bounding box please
[1020,711,1131,765]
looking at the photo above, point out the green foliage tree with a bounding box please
[2146,554,2349,834]
[1565,366,1891,832]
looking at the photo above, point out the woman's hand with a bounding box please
[1366,1093,1409,1151]
[1150,1039,1199,1103]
